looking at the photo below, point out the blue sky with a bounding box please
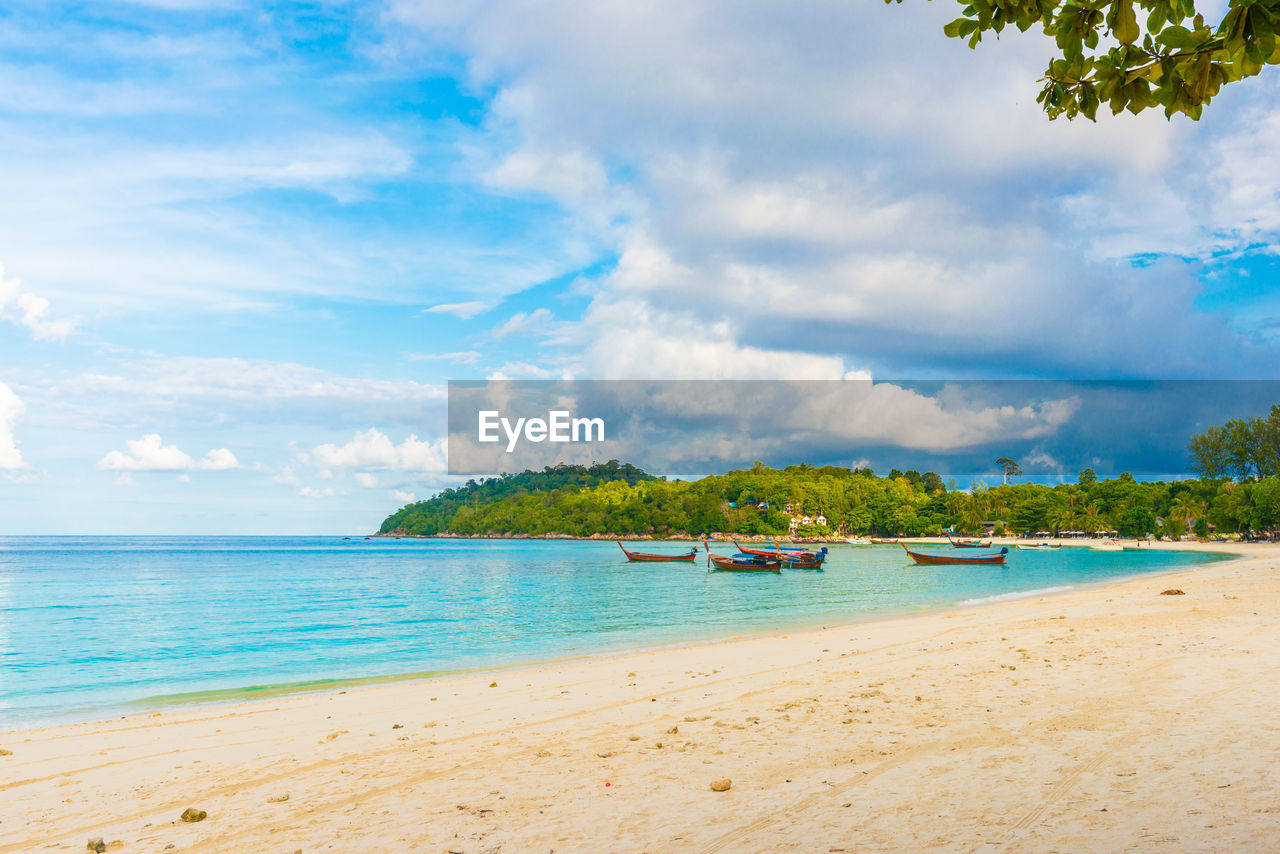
[1,0,1279,533]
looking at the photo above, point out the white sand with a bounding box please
[2,543,1278,853]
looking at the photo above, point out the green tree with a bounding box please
[1079,467,1098,486]
[890,0,1280,120]
[1118,506,1157,538]
[995,457,1022,485]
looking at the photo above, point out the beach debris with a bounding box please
[0,748,12,756]
[667,726,679,734]
[710,778,732,792]
[86,839,106,853]
[627,671,636,677]
[392,723,403,729]
[180,807,207,823]
[597,751,614,758]
[267,793,290,803]
[1160,589,1186,596]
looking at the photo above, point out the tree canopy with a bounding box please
[379,460,1280,539]
[1188,404,1280,480]
[892,0,1280,119]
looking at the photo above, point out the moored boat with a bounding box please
[1017,542,1060,551]
[947,535,993,548]
[902,543,1009,565]
[704,543,782,572]
[733,540,827,568]
[845,537,872,545]
[617,542,698,562]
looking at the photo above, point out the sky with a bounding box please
[1,0,1279,534]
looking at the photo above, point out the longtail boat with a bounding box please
[1017,542,1060,551]
[703,543,782,572]
[617,542,698,562]
[947,535,993,548]
[902,543,1008,565]
[733,540,827,569]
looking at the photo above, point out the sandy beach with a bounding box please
[3,542,1278,853]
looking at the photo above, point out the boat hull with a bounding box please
[902,543,1008,565]
[708,553,782,572]
[732,540,826,568]
[618,542,698,562]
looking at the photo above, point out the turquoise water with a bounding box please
[0,537,1231,728]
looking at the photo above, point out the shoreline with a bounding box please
[4,542,1278,851]
[3,541,1242,733]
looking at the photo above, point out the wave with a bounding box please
[958,585,1075,606]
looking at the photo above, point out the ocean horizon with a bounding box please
[0,536,1233,729]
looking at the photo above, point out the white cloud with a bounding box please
[200,447,240,470]
[422,301,493,319]
[354,472,378,487]
[97,433,240,472]
[308,428,447,473]
[391,489,416,503]
[299,486,335,498]
[388,0,1278,378]
[39,356,448,431]
[272,466,301,487]
[0,380,27,470]
[486,361,568,380]
[403,350,482,364]
[0,263,74,341]
[491,307,558,341]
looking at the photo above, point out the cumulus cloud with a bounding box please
[389,0,1280,378]
[0,380,27,471]
[307,428,447,473]
[97,434,241,472]
[354,472,378,487]
[0,263,74,341]
[391,489,416,503]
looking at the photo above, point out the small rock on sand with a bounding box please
[180,807,207,823]
[86,839,106,853]
[710,778,732,792]
[267,793,290,803]
[1160,589,1186,596]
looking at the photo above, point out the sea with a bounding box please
[0,536,1232,729]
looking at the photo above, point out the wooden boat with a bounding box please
[902,543,1008,565]
[1017,542,1060,551]
[733,540,826,569]
[845,537,872,545]
[704,544,782,572]
[617,542,698,562]
[947,535,993,548]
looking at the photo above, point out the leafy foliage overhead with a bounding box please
[890,0,1280,119]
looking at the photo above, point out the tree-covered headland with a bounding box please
[380,408,1280,538]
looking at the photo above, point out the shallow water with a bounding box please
[0,536,1230,727]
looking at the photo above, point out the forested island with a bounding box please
[379,454,1280,541]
